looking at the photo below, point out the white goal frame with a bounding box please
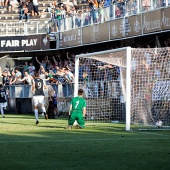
[74,47,132,131]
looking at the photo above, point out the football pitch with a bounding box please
[0,114,170,170]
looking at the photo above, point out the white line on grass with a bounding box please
[136,131,170,137]
[0,138,169,144]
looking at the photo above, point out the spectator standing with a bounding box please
[88,0,98,24]
[0,84,8,118]
[79,62,85,82]
[0,0,4,7]
[9,70,15,97]
[53,90,58,118]
[9,0,19,12]
[47,80,55,118]
[33,0,39,16]
[19,4,30,22]
[116,0,125,17]
[95,0,100,22]
[46,59,53,72]
[55,5,62,31]
[27,0,34,16]
[36,56,47,71]
[142,0,151,11]
[27,62,35,77]
[11,68,22,85]
[115,6,121,18]
[20,71,34,97]
[83,7,91,26]
[127,0,137,15]
[2,71,10,86]
[63,66,74,97]
[20,71,34,85]
[23,61,29,75]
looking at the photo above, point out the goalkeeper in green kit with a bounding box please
[67,89,86,129]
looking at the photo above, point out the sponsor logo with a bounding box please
[64,35,76,42]
[162,11,170,27]
[111,22,118,37]
[143,16,161,31]
[43,36,48,46]
[134,17,141,32]
[0,39,37,47]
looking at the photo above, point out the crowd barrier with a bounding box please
[0,21,49,36]
[4,80,123,115]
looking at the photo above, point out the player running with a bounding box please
[32,71,47,125]
[67,89,86,129]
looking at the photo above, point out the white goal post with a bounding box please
[74,47,170,131]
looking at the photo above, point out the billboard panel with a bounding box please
[59,29,82,48]
[110,19,125,39]
[0,34,50,51]
[161,7,170,31]
[82,26,95,44]
[143,10,161,34]
[82,22,110,44]
[125,15,142,37]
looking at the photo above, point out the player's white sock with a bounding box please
[34,109,38,121]
[0,107,4,117]
[41,106,46,114]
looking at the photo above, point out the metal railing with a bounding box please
[4,80,122,112]
[50,0,170,32]
[0,21,50,36]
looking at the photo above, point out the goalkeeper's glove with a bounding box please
[69,114,71,119]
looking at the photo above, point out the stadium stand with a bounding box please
[0,0,55,35]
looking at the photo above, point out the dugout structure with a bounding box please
[74,47,170,131]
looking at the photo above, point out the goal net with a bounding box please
[74,47,170,130]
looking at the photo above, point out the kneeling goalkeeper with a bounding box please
[67,89,86,129]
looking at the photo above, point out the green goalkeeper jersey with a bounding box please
[71,96,86,113]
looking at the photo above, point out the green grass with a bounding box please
[0,114,170,170]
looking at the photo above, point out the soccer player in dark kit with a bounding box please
[32,72,48,125]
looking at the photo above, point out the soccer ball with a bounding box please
[156,120,163,128]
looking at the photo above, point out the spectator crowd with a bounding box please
[0,51,121,98]
[47,0,169,32]
[0,0,169,29]
[0,35,169,98]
